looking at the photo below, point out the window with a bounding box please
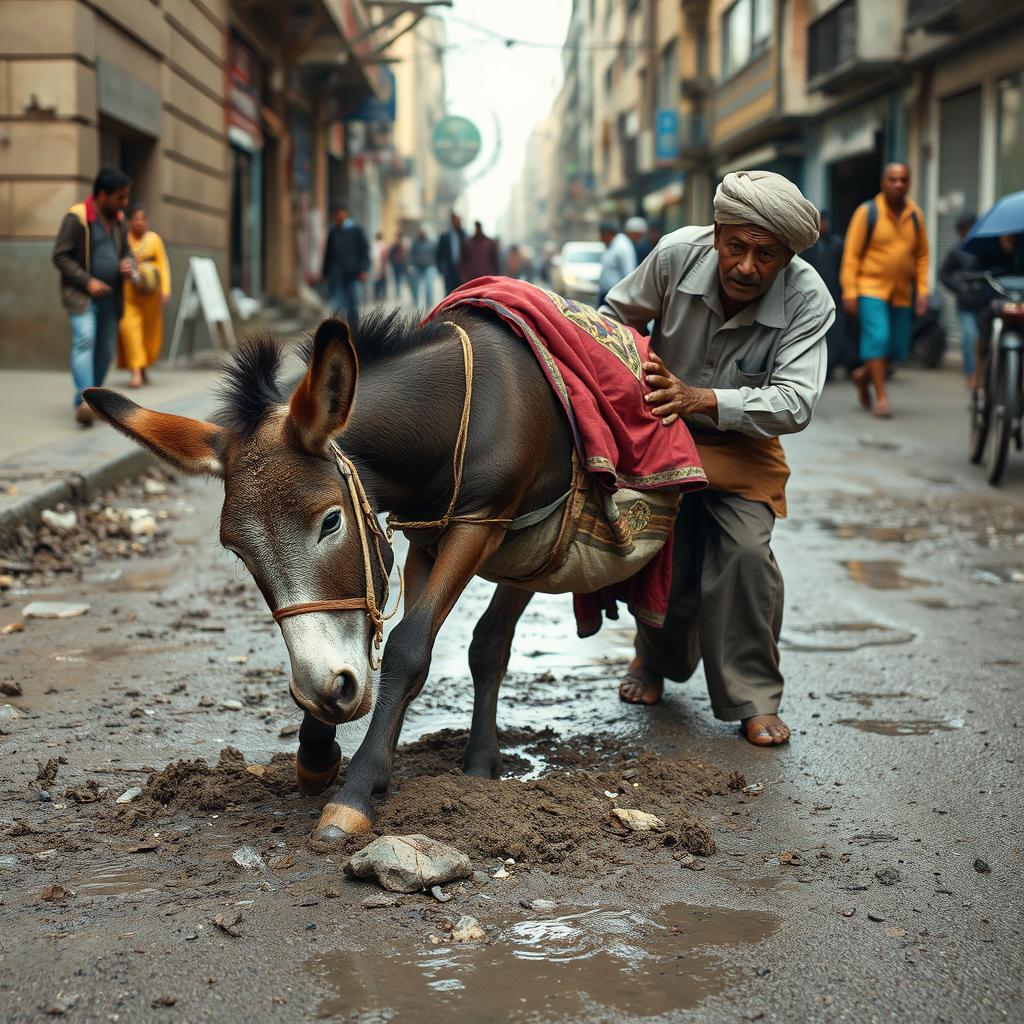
[996,72,1024,197]
[656,40,677,111]
[722,0,773,79]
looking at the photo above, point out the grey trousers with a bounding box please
[635,490,784,721]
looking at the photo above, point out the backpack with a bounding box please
[859,199,920,259]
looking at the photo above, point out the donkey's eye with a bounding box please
[318,509,342,542]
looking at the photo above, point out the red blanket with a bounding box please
[426,277,707,636]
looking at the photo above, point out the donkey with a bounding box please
[86,308,574,846]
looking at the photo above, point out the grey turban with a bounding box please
[714,170,820,253]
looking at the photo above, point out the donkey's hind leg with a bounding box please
[464,584,533,778]
[295,713,342,796]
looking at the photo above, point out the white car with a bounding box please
[551,241,606,304]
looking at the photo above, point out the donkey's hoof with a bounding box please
[295,750,341,796]
[312,802,372,845]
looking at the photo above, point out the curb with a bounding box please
[0,388,217,552]
[0,447,157,551]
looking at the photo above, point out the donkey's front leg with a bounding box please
[464,584,533,778]
[295,713,341,796]
[312,524,506,844]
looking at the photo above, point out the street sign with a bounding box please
[432,115,482,169]
[655,109,679,162]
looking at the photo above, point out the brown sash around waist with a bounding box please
[693,431,790,518]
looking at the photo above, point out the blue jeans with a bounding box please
[410,265,435,307]
[858,297,912,362]
[957,307,978,377]
[70,296,118,407]
[329,279,363,325]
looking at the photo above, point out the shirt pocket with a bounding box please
[729,359,771,389]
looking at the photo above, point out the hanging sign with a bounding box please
[432,115,482,169]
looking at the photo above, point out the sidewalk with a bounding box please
[0,365,223,548]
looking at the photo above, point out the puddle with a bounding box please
[841,560,930,590]
[310,902,780,1021]
[782,622,914,652]
[820,521,934,543]
[836,718,964,736]
[828,690,914,709]
[82,559,183,592]
[74,865,161,897]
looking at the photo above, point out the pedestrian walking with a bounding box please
[458,221,500,283]
[388,235,409,302]
[117,203,171,388]
[840,162,930,418]
[601,170,832,746]
[322,203,370,325]
[939,212,987,385]
[597,219,637,306]
[436,211,465,295]
[371,231,389,303]
[802,210,851,378]
[504,243,527,280]
[52,167,133,426]
[625,216,650,263]
[409,230,436,307]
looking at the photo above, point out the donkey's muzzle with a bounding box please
[320,668,360,720]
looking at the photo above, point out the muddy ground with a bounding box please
[1,370,1023,1023]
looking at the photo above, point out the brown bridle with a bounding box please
[271,441,401,669]
[269,320,476,667]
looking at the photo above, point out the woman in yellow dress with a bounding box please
[118,204,171,387]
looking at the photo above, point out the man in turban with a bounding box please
[600,170,834,746]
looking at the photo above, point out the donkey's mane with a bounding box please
[214,306,454,438]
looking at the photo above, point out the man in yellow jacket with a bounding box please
[840,163,930,418]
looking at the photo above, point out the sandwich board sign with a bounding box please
[167,257,237,364]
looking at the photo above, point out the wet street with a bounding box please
[1,366,1022,1023]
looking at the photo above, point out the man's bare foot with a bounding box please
[129,371,144,388]
[742,714,791,746]
[618,661,664,705]
[871,398,893,419]
[851,366,871,409]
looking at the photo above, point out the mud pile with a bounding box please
[119,731,740,875]
[106,747,297,827]
[377,749,731,869]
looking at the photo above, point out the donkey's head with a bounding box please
[85,318,392,726]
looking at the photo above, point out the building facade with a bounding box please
[0,0,452,369]
[514,0,1024,287]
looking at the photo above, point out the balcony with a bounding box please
[807,0,904,94]
[906,0,1008,33]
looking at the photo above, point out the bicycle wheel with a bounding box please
[985,345,1021,486]
[969,357,990,464]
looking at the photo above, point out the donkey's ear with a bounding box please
[288,317,358,452]
[84,388,225,478]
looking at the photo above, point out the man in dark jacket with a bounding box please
[458,220,500,283]
[802,210,850,378]
[435,211,465,296]
[322,204,370,325]
[52,167,132,425]
[939,212,981,382]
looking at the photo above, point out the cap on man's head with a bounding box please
[599,219,620,235]
[625,216,647,234]
[713,170,820,253]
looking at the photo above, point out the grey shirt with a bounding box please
[600,225,834,439]
[90,216,121,287]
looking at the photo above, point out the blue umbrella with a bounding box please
[964,191,1024,254]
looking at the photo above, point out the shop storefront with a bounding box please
[227,33,265,299]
